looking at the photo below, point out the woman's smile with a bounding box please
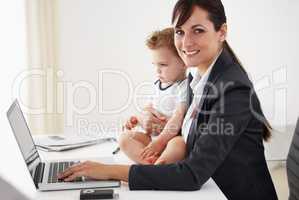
[182,50,200,57]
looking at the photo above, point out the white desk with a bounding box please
[33,140,227,200]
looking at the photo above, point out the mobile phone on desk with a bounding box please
[80,189,118,199]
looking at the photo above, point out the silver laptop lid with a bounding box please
[6,100,41,186]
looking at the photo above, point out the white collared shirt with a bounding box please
[181,50,222,142]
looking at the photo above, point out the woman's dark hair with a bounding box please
[171,0,272,141]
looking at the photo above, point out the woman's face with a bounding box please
[174,6,227,69]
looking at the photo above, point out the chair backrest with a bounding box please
[287,118,299,200]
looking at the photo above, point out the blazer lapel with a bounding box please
[186,73,194,109]
[186,48,235,152]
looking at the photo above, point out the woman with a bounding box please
[59,0,278,199]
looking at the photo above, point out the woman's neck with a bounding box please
[196,48,223,76]
[196,65,209,77]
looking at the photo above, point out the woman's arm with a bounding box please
[128,81,253,190]
[140,103,187,159]
[58,161,131,182]
[59,80,253,191]
[137,105,168,135]
[105,164,130,182]
[156,103,187,143]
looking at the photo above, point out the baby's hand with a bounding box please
[140,140,166,160]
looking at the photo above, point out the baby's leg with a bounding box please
[154,136,186,165]
[118,130,152,164]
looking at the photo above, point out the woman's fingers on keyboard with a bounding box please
[58,163,85,179]
[64,170,85,182]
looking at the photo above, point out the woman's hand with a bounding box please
[138,106,168,135]
[140,140,166,160]
[58,161,130,182]
[57,161,110,181]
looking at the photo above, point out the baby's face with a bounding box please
[151,47,186,83]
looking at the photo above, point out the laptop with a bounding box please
[6,99,120,191]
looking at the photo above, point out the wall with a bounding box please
[57,0,178,137]
[55,0,299,159]
[0,0,37,198]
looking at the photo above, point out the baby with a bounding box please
[119,28,187,165]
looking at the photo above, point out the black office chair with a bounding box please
[287,118,299,200]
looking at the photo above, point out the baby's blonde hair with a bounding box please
[145,27,179,57]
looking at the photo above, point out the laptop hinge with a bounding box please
[33,162,45,188]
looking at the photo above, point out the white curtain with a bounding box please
[26,0,63,134]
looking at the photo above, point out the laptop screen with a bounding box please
[7,100,41,179]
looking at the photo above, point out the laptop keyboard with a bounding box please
[47,161,83,183]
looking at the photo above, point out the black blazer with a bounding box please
[128,48,278,200]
